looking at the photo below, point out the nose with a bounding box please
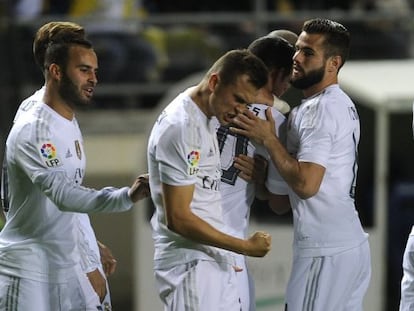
[89,71,98,85]
[293,50,302,64]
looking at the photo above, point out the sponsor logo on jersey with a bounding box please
[75,140,82,160]
[200,175,220,191]
[40,142,61,167]
[187,150,200,175]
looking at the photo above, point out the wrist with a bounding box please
[263,134,278,150]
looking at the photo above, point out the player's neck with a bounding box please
[43,85,75,121]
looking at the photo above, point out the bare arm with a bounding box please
[231,108,325,199]
[87,269,107,303]
[162,183,271,257]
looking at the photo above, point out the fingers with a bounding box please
[98,241,117,276]
[129,173,151,202]
[234,155,254,182]
[265,107,275,122]
[233,265,244,272]
[103,258,117,277]
[253,155,268,182]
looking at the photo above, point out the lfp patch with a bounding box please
[39,142,61,167]
[187,150,200,175]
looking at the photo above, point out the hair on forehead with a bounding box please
[206,49,268,90]
[248,36,295,73]
[302,18,350,68]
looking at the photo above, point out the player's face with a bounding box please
[58,45,98,108]
[210,74,258,126]
[291,32,327,90]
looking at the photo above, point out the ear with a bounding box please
[208,73,219,92]
[48,63,62,80]
[327,55,341,72]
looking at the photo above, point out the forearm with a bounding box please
[169,213,248,255]
[34,170,133,213]
[262,135,304,195]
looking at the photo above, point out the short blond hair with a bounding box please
[33,21,85,69]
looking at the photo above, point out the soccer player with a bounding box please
[148,49,271,310]
[217,34,296,310]
[0,30,149,310]
[231,18,371,310]
[2,21,116,310]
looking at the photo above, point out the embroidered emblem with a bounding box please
[75,140,82,160]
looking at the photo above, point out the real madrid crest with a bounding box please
[75,140,82,160]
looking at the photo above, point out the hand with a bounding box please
[231,108,277,145]
[253,154,268,185]
[87,268,107,303]
[234,154,255,182]
[245,231,271,257]
[128,173,150,203]
[98,241,117,277]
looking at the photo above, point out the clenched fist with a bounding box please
[245,231,271,257]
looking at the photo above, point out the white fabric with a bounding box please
[148,89,232,270]
[400,226,414,310]
[286,84,368,257]
[154,260,241,311]
[0,98,132,288]
[285,240,371,311]
[216,103,288,311]
[0,265,101,311]
[217,103,288,240]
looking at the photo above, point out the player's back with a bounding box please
[218,103,286,238]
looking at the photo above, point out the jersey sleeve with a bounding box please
[14,124,133,214]
[76,214,101,273]
[266,160,289,195]
[155,118,200,186]
[297,100,333,168]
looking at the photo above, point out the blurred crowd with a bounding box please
[0,0,413,86]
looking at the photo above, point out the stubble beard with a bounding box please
[291,65,325,90]
[58,71,92,108]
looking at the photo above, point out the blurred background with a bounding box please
[1,0,414,310]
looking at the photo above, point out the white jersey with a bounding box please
[11,88,102,274]
[148,88,232,269]
[217,103,288,239]
[0,102,133,283]
[286,84,368,257]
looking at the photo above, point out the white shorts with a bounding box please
[154,260,241,311]
[0,271,101,311]
[234,254,256,311]
[285,240,371,311]
[400,231,414,310]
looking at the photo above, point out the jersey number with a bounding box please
[216,126,249,186]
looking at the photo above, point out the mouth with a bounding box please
[292,65,303,78]
[83,87,94,98]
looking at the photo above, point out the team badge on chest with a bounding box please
[75,140,82,160]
